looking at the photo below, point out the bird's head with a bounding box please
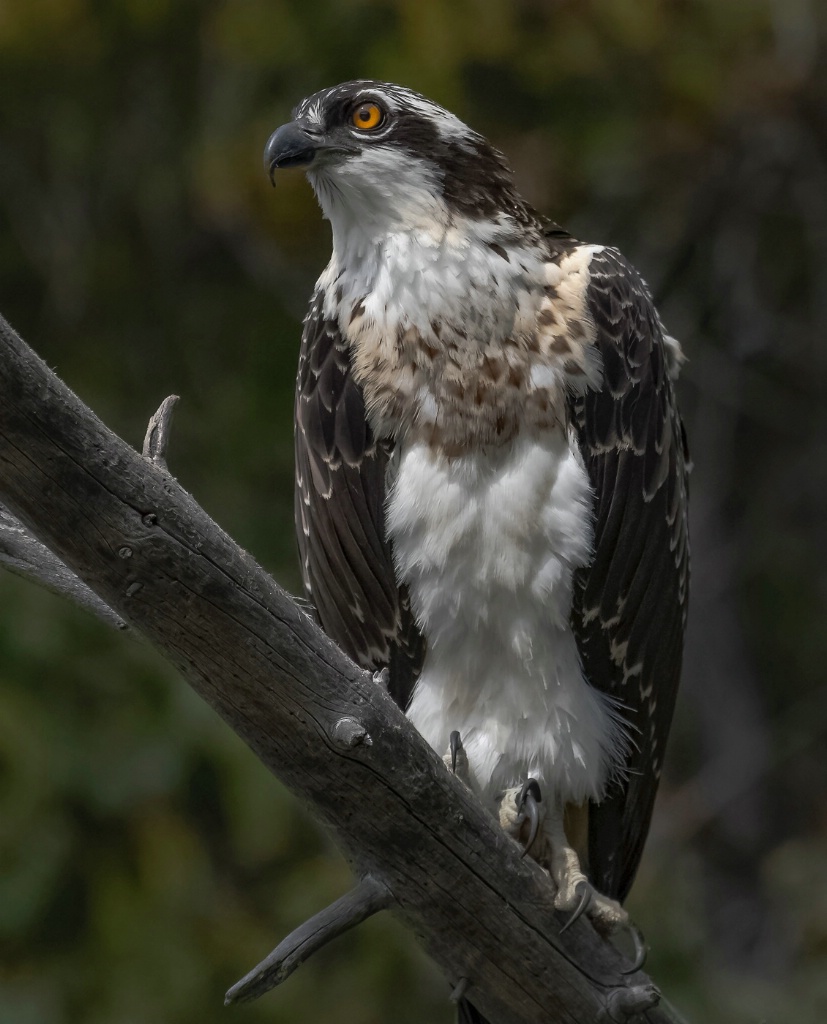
[264,81,526,243]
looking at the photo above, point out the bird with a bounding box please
[264,79,689,991]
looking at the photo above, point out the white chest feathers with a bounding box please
[387,431,627,806]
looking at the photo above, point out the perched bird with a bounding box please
[265,80,689,977]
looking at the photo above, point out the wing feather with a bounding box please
[294,290,424,709]
[570,246,690,903]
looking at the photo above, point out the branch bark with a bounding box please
[0,312,690,1024]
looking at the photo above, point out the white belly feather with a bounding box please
[387,429,626,806]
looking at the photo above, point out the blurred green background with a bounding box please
[1,1,826,1021]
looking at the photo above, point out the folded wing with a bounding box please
[569,246,690,902]
[294,291,424,709]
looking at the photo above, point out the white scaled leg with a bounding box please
[498,785,629,938]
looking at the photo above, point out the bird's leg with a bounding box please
[499,784,632,941]
[442,731,472,787]
[542,805,629,937]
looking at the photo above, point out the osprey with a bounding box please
[265,80,689,966]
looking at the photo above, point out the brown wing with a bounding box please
[294,290,424,709]
[570,247,690,902]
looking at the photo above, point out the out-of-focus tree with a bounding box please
[0,2,825,1022]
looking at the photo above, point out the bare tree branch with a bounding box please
[0,312,691,1024]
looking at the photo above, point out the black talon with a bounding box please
[518,779,542,804]
[449,731,462,773]
[620,923,648,974]
[516,780,542,858]
[560,881,592,934]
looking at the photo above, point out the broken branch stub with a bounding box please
[225,875,392,1004]
[142,394,179,469]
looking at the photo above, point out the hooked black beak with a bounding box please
[264,122,320,184]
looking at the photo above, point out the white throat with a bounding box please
[308,149,450,259]
[315,205,545,349]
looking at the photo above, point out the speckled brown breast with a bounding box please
[344,245,603,454]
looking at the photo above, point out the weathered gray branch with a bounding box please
[0,311,691,1024]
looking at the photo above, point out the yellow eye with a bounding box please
[351,102,384,131]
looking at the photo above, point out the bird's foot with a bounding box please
[442,731,472,787]
[552,859,625,937]
[498,782,646,971]
[551,865,647,971]
[371,667,390,691]
[498,780,551,861]
[498,779,546,857]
